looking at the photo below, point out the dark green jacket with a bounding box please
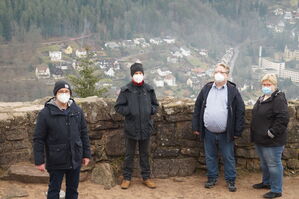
[115,82,159,140]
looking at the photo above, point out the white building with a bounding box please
[35,65,51,79]
[172,51,184,58]
[49,51,62,61]
[164,75,176,86]
[105,42,120,49]
[157,68,172,77]
[75,49,87,58]
[261,58,285,71]
[280,69,299,82]
[133,38,146,45]
[163,37,175,44]
[180,47,191,56]
[199,49,208,57]
[104,68,115,77]
[167,57,178,64]
[284,11,292,20]
[149,38,163,45]
[186,78,193,87]
[153,78,165,87]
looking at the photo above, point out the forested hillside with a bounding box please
[0,0,268,48]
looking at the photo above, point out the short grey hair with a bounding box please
[215,63,230,74]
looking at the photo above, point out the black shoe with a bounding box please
[204,178,217,188]
[263,191,282,198]
[227,181,237,192]
[253,182,271,189]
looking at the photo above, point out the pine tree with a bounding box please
[68,50,108,97]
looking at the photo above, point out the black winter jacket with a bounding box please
[192,81,245,141]
[250,90,289,147]
[114,82,159,140]
[33,98,91,170]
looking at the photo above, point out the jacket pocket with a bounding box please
[74,140,83,161]
[48,144,67,166]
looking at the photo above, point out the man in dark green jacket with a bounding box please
[115,63,159,189]
[33,80,91,199]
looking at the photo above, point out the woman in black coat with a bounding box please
[250,74,289,199]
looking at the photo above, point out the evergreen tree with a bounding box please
[68,50,108,97]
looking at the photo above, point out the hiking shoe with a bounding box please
[204,178,217,188]
[120,180,131,189]
[227,181,237,192]
[143,179,156,189]
[263,191,282,198]
[253,182,271,189]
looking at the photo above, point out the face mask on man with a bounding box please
[262,86,273,95]
[214,73,225,83]
[133,73,144,83]
[57,93,70,104]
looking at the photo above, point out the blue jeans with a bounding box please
[47,167,81,199]
[255,144,284,193]
[204,129,236,182]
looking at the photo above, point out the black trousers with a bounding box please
[47,167,81,199]
[123,137,151,180]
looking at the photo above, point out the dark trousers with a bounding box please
[123,137,151,180]
[47,167,81,199]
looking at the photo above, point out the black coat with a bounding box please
[114,82,159,140]
[250,90,289,147]
[33,98,91,170]
[192,81,245,141]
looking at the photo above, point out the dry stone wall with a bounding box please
[0,97,298,184]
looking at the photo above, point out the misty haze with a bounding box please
[1,0,299,103]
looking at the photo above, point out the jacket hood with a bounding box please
[44,97,75,115]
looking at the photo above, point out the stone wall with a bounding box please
[0,97,298,186]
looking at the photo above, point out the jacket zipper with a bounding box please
[66,113,72,169]
[138,92,142,139]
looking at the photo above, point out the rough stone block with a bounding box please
[236,147,258,159]
[180,148,200,157]
[287,159,299,169]
[5,128,28,141]
[105,130,125,156]
[175,121,197,140]
[156,123,178,147]
[235,128,252,147]
[246,159,260,170]
[1,163,49,183]
[152,158,197,178]
[91,163,116,189]
[283,148,298,160]
[153,148,180,158]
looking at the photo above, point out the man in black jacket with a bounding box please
[192,63,245,192]
[33,80,91,199]
[115,63,159,189]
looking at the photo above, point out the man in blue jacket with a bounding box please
[192,63,245,192]
[33,80,91,199]
[115,63,159,189]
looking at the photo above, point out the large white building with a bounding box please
[280,69,299,82]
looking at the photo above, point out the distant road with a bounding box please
[41,33,94,45]
[229,46,239,81]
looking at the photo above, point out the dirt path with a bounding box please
[0,172,298,199]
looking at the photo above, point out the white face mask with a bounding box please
[214,73,225,83]
[57,93,70,104]
[133,74,144,83]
